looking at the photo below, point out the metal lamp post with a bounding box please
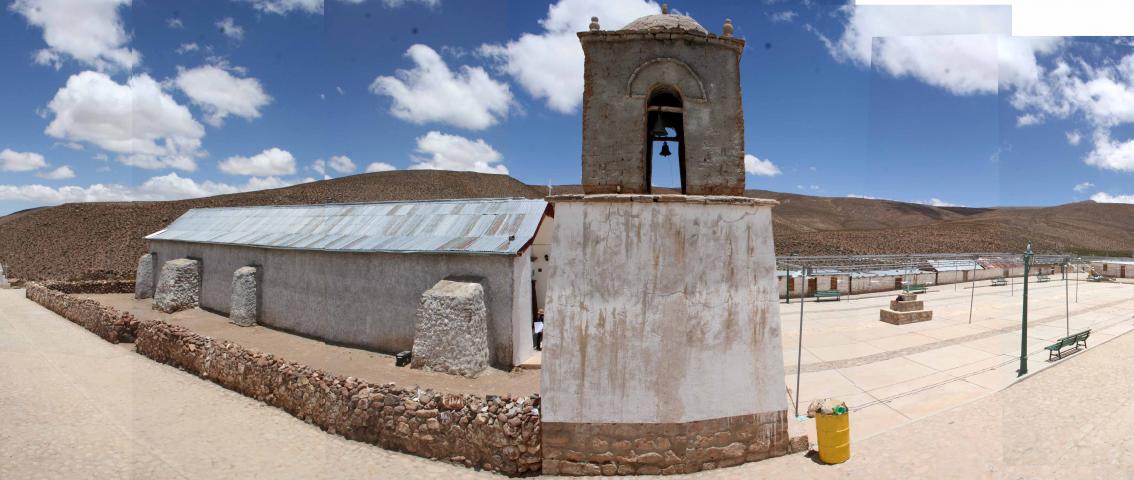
[1018,241,1034,378]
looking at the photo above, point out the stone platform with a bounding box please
[880,293,933,325]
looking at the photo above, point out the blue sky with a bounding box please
[1,0,1133,216]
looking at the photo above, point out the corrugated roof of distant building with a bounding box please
[145,198,549,255]
[927,259,983,272]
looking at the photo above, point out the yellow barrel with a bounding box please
[815,412,850,464]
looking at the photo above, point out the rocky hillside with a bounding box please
[1,171,1131,280]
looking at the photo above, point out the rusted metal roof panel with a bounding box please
[146,198,549,255]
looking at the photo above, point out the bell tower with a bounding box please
[578,7,745,195]
[541,8,793,476]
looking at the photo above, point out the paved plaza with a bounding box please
[782,278,1134,442]
[4,280,1134,478]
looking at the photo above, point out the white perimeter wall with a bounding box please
[542,199,786,424]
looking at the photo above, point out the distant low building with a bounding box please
[143,198,552,369]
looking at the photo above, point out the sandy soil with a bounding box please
[81,293,541,397]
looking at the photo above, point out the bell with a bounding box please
[650,115,669,138]
[660,142,672,157]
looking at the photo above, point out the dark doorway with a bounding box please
[645,86,685,192]
[806,278,818,297]
[830,277,838,290]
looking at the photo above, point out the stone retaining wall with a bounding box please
[25,281,142,343]
[134,321,542,475]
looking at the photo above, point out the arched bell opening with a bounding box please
[645,86,686,194]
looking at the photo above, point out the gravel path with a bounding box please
[0,289,494,480]
[6,286,1134,478]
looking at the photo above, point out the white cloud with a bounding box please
[818,6,1059,95]
[744,154,782,177]
[382,0,439,7]
[0,183,135,204]
[11,0,141,71]
[927,198,962,207]
[246,0,323,14]
[44,71,205,171]
[1085,129,1134,172]
[0,173,296,205]
[167,18,184,29]
[1016,113,1042,127]
[0,149,48,172]
[1066,130,1083,146]
[1073,181,1094,193]
[770,11,797,23]
[327,155,355,173]
[409,131,507,174]
[365,162,397,173]
[174,65,272,127]
[36,165,76,180]
[216,17,245,41]
[219,148,296,176]
[846,193,878,199]
[176,43,200,54]
[479,0,659,113]
[371,44,512,130]
[312,155,355,175]
[1090,192,1134,204]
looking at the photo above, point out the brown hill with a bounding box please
[1,171,1131,281]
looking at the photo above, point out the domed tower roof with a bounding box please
[621,13,708,35]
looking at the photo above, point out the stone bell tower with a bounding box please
[541,7,794,476]
[579,8,745,195]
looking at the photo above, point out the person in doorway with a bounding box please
[533,309,545,351]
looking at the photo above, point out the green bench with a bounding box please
[1045,329,1091,361]
[1037,275,1051,283]
[903,283,928,294]
[990,277,1007,287]
[815,290,841,302]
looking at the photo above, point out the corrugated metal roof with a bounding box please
[927,259,983,272]
[145,198,549,255]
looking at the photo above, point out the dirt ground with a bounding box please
[81,293,541,397]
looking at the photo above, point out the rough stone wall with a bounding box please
[153,258,200,313]
[579,32,744,195]
[25,282,142,343]
[411,279,490,377]
[134,321,541,475]
[229,266,259,327]
[135,253,155,299]
[543,411,797,476]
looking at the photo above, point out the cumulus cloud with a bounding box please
[365,162,397,173]
[479,0,658,113]
[175,65,272,127]
[36,165,76,180]
[219,148,297,176]
[176,43,200,55]
[216,17,245,40]
[44,71,205,171]
[311,155,356,176]
[1085,129,1134,172]
[1066,130,1083,146]
[0,149,49,172]
[846,193,878,200]
[371,45,512,130]
[1073,182,1094,193]
[817,5,1059,95]
[10,0,140,71]
[769,11,797,23]
[382,0,439,7]
[926,198,963,207]
[167,18,184,29]
[744,154,782,177]
[244,0,323,14]
[409,131,507,174]
[0,173,295,205]
[1091,192,1134,204]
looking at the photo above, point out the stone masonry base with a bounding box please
[880,308,933,325]
[542,410,796,476]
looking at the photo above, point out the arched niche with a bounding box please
[627,58,706,101]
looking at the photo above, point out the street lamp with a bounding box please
[1018,241,1034,377]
